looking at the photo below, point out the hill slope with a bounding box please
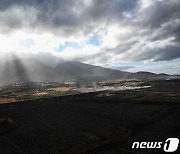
[0,59,173,86]
[54,61,130,81]
[55,61,171,81]
[0,58,62,85]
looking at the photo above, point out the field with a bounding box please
[0,79,180,153]
[0,80,148,104]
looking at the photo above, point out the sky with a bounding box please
[0,0,180,74]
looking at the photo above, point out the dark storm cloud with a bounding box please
[85,0,138,20]
[108,0,180,63]
[154,45,180,61]
[0,0,139,35]
[0,0,81,34]
[0,0,180,63]
[134,0,180,44]
[139,0,180,28]
[148,20,180,43]
[0,0,48,10]
[128,45,180,62]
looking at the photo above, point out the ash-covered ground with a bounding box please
[0,79,180,154]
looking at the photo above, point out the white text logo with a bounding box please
[132,138,179,152]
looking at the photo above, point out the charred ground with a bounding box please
[0,79,180,154]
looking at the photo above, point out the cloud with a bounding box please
[127,59,180,75]
[0,0,139,35]
[0,51,63,67]
[0,0,180,74]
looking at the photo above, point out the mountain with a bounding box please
[0,58,62,86]
[54,61,130,81]
[0,59,174,86]
[54,61,173,81]
[128,71,170,80]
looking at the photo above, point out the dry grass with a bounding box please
[123,81,144,86]
[64,82,76,85]
[48,87,70,92]
[99,81,144,87]
[33,92,49,96]
[0,98,17,104]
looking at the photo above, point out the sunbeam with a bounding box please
[0,52,32,86]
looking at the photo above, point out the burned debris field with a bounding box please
[0,79,180,154]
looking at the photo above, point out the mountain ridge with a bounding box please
[0,58,175,86]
